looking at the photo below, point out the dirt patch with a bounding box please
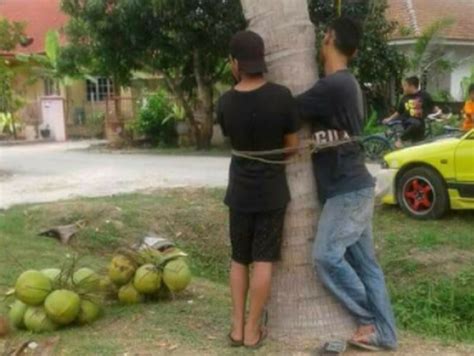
[0,170,13,182]
[409,247,474,276]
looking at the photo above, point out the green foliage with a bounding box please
[0,18,26,51]
[309,0,407,112]
[409,18,455,78]
[60,0,245,148]
[363,110,384,135]
[461,65,474,100]
[391,271,474,342]
[0,112,21,135]
[431,90,454,103]
[0,18,27,138]
[45,30,60,67]
[15,30,75,94]
[133,91,177,147]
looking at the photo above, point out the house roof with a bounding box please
[0,0,68,54]
[387,0,474,43]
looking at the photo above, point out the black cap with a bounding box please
[230,31,267,74]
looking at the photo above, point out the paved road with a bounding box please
[0,141,230,209]
[0,141,382,209]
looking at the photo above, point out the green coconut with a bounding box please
[8,300,28,329]
[77,299,101,325]
[15,270,52,306]
[41,268,62,284]
[44,290,81,325]
[72,268,101,292]
[108,255,137,286]
[139,248,163,265]
[118,283,144,304]
[99,277,118,299]
[23,306,58,333]
[163,259,191,293]
[133,264,161,294]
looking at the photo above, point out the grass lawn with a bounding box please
[0,189,473,355]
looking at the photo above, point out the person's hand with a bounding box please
[382,118,391,125]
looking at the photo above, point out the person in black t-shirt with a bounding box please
[217,31,299,348]
[383,76,435,147]
[297,17,397,351]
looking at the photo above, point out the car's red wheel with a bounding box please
[397,166,449,219]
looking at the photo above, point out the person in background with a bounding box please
[383,76,434,148]
[462,84,474,132]
[297,17,397,351]
[216,30,299,349]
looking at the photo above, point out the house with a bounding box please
[387,0,474,101]
[0,0,137,141]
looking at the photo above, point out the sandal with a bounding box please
[318,340,347,355]
[348,333,382,352]
[227,333,243,347]
[244,329,267,350]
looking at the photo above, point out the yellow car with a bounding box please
[381,130,474,219]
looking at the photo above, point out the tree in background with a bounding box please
[60,0,245,149]
[407,18,455,90]
[309,0,406,115]
[0,18,27,51]
[0,18,28,138]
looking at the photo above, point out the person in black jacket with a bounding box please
[297,17,397,351]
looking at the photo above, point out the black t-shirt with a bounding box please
[397,91,434,121]
[217,82,299,212]
[297,69,374,203]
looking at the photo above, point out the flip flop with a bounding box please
[244,329,267,350]
[348,333,383,352]
[318,340,347,355]
[227,333,243,347]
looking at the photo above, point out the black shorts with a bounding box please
[401,118,425,142]
[229,208,286,265]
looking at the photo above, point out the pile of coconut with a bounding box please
[108,246,192,304]
[8,267,103,333]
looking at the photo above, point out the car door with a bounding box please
[454,131,474,196]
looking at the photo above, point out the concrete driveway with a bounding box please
[0,141,382,209]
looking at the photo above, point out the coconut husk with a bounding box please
[39,220,86,245]
[6,337,60,356]
[0,316,9,337]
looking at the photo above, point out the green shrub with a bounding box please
[363,110,385,135]
[133,91,177,147]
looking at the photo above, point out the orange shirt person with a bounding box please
[462,84,474,132]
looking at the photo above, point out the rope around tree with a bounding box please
[231,137,361,164]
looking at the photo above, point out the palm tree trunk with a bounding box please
[240,0,355,342]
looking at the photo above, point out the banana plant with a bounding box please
[162,103,186,126]
[15,30,74,92]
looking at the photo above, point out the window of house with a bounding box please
[44,78,57,96]
[86,77,114,101]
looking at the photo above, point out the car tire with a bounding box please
[397,166,449,220]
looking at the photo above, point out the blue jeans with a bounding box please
[313,187,397,349]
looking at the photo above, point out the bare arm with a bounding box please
[284,133,299,158]
[383,111,399,124]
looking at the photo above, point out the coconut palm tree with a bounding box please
[408,18,455,88]
[240,0,355,342]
